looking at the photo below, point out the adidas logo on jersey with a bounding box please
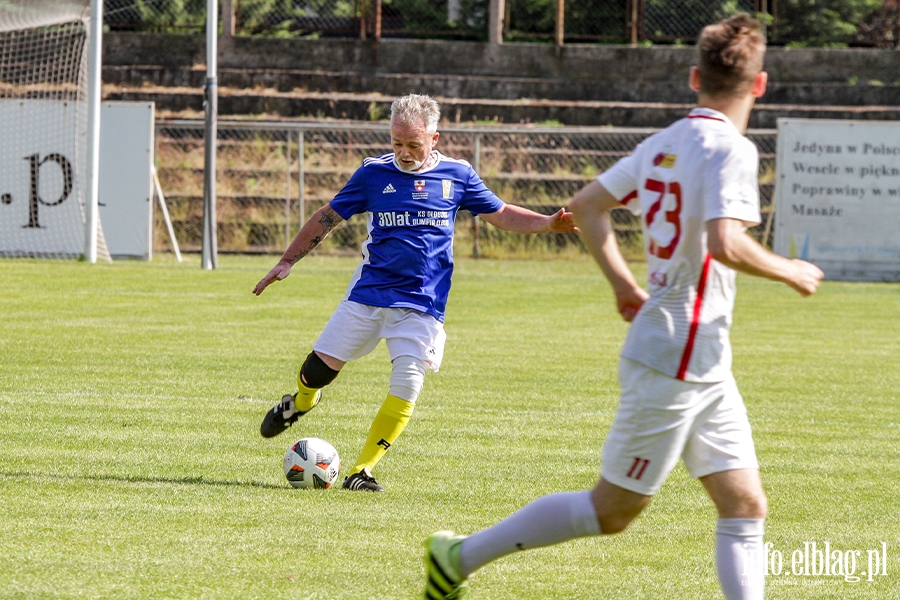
[382,183,397,194]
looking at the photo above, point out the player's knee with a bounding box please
[741,491,768,519]
[594,509,637,535]
[388,355,428,403]
[590,481,651,535]
[716,488,768,519]
[299,351,340,389]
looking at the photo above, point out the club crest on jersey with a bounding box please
[653,153,677,168]
[414,180,426,192]
[442,180,454,199]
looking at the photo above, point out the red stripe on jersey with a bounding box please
[687,115,726,123]
[676,253,712,380]
[620,190,638,206]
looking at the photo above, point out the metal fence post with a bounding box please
[222,0,234,39]
[285,129,291,244]
[489,0,504,45]
[373,0,382,40]
[359,0,367,40]
[298,128,305,229]
[472,132,481,258]
[201,0,219,270]
[628,0,640,45]
[555,0,564,47]
[757,0,768,39]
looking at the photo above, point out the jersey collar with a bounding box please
[687,107,736,130]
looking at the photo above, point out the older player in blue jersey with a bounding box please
[252,94,576,492]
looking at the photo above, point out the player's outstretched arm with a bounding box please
[571,181,648,322]
[706,218,823,297]
[479,205,577,234]
[252,204,344,296]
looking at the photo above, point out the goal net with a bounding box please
[0,0,109,260]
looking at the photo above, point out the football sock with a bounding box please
[716,518,765,600]
[293,375,320,412]
[459,490,601,576]
[350,394,414,475]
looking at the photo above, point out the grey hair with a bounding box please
[390,94,441,133]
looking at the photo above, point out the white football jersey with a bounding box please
[598,107,761,382]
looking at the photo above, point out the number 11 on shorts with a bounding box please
[626,457,651,480]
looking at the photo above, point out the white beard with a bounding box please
[395,151,438,173]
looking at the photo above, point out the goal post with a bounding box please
[0,0,110,261]
[84,0,102,262]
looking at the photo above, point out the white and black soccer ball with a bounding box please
[283,437,341,489]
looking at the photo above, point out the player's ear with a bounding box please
[751,71,768,98]
[431,131,440,147]
[689,66,701,92]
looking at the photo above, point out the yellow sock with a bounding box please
[350,394,414,475]
[294,372,321,412]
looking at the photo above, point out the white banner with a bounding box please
[775,119,900,281]
[773,118,900,282]
[0,99,85,256]
[99,101,154,259]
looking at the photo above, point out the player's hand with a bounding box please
[252,260,292,296]
[547,208,579,234]
[615,285,649,322]
[787,259,824,297]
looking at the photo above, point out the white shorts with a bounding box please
[313,300,446,371]
[601,357,759,496]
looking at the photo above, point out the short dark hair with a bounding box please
[697,13,766,99]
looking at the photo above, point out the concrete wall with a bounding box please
[104,32,900,85]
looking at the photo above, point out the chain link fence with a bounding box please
[105,0,206,31]
[229,0,490,39]
[154,121,777,259]
[235,0,358,37]
[641,0,757,42]
[505,0,626,42]
[103,0,900,46]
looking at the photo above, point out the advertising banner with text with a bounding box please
[774,118,900,282]
[0,99,85,256]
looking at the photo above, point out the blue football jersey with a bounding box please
[329,151,505,322]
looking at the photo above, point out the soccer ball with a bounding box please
[283,437,341,490]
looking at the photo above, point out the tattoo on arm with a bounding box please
[319,206,343,232]
[289,206,343,265]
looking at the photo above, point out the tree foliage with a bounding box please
[774,0,883,46]
[506,0,627,39]
[102,0,898,46]
[856,0,900,48]
[105,0,205,30]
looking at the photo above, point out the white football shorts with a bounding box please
[313,300,446,371]
[601,357,759,496]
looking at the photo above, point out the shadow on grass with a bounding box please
[0,470,285,490]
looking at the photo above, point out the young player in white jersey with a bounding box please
[424,14,823,599]
[252,94,576,492]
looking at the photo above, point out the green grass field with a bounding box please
[1,255,898,599]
